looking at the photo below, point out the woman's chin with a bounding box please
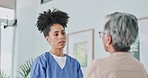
[58,46,65,49]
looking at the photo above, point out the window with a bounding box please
[0,7,14,76]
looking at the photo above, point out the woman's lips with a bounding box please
[59,41,65,45]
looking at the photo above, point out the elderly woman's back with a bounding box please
[84,12,148,78]
[85,52,148,78]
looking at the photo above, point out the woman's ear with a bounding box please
[106,35,112,47]
[45,36,50,42]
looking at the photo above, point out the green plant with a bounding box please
[0,70,7,78]
[18,59,33,78]
[0,58,33,78]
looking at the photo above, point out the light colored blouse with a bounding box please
[84,52,148,78]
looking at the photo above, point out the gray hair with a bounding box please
[104,12,138,52]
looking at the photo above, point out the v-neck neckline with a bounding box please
[47,52,68,70]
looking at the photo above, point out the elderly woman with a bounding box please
[84,12,148,78]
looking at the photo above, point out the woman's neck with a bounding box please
[50,49,64,57]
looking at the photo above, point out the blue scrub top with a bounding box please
[30,52,83,78]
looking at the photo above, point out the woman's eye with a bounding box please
[54,34,58,36]
[62,32,65,35]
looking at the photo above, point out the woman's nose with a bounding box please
[59,34,64,39]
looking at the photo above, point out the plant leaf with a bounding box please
[18,58,34,78]
[0,69,7,78]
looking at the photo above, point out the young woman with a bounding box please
[30,9,83,78]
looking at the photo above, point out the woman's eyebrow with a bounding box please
[53,30,65,33]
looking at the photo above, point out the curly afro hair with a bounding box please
[36,8,69,37]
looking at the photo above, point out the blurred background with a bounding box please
[0,0,148,77]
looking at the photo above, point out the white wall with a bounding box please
[12,0,39,77]
[14,0,148,76]
[139,19,148,72]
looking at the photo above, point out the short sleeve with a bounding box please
[30,57,46,78]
